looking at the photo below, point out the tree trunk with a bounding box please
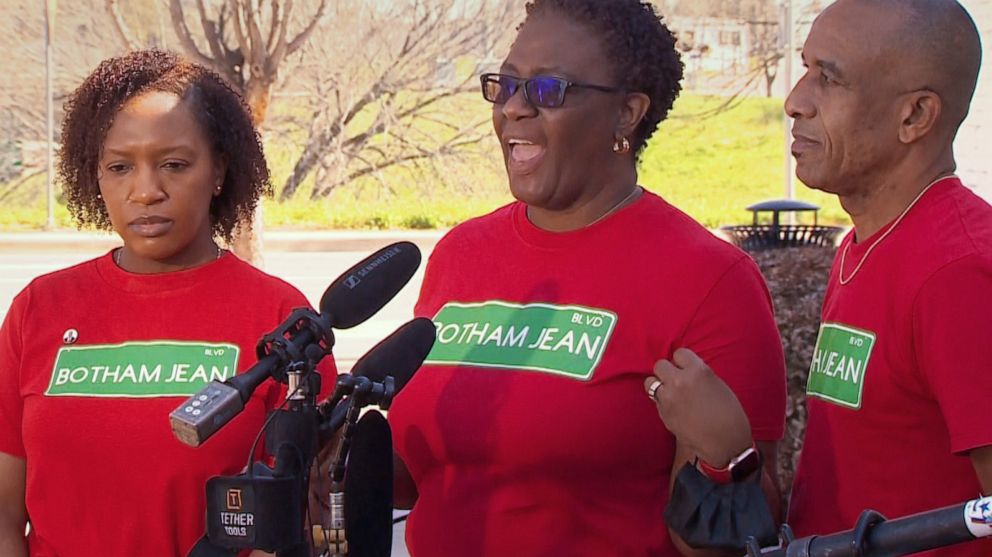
[280,140,322,201]
[245,79,271,126]
[280,125,334,201]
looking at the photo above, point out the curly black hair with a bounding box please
[58,49,271,242]
[524,0,684,154]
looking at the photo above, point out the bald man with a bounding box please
[785,0,992,554]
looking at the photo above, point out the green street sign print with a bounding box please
[426,301,618,380]
[807,322,876,409]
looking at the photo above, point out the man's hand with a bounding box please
[644,348,752,467]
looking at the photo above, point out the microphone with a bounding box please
[352,316,436,392]
[343,411,393,557]
[321,241,422,329]
[315,319,433,557]
[320,317,436,435]
[314,411,394,557]
[169,242,422,447]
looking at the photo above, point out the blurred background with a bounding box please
[3,0,986,234]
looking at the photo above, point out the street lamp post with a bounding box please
[44,0,57,230]
[782,0,795,202]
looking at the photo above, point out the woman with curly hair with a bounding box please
[0,50,334,556]
[387,1,786,555]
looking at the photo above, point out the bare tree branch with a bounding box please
[227,0,250,55]
[266,1,282,53]
[279,0,515,200]
[268,0,293,68]
[285,0,327,56]
[242,1,267,67]
[105,0,142,49]
[166,0,217,69]
[193,0,228,69]
[313,135,490,199]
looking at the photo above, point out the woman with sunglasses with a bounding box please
[388,1,787,556]
[0,50,335,556]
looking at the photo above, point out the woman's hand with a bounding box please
[644,348,752,467]
[0,452,27,557]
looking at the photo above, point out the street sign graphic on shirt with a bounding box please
[426,301,618,380]
[807,322,876,409]
[47,340,240,397]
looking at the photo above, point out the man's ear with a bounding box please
[617,92,651,140]
[898,90,942,144]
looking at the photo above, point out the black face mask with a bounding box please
[664,463,779,551]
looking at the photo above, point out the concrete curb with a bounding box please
[0,230,448,253]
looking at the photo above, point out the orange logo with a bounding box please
[226,488,243,511]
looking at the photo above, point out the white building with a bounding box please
[955,0,992,200]
[669,16,751,75]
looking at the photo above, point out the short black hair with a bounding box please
[524,0,684,154]
[58,49,271,242]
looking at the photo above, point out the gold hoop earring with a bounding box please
[612,136,631,154]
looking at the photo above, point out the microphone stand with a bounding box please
[189,350,324,557]
[265,354,323,557]
[190,316,434,557]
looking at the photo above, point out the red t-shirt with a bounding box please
[0,251,337,557]
[389,192,786,557]
[789,177,992,556]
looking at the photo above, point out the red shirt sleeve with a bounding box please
[914,253,992,454]
[0,288,28,458]
[679,255,787,441]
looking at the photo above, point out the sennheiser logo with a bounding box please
[227,488,243,511]
[343,275,361,289]
[354,246,401,279]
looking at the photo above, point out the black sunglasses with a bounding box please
[480,73,622,109]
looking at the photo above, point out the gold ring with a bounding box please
[647,379,662,401]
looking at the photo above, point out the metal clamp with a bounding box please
[851,509,887,557]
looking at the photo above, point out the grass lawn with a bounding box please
[0,93,849,231]
[641,95,847,228]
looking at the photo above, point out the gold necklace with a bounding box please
[587,186,642,227]
[114,245,223,268]
[838,174,954,285]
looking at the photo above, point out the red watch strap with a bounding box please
[696,442,760,485]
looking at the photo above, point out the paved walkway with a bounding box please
[0,229,446,254]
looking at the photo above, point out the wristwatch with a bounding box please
[696,442,761,484]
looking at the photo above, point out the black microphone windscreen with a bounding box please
[350,317,436,393]
[320,242,421,329]
[344,410,393,557]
